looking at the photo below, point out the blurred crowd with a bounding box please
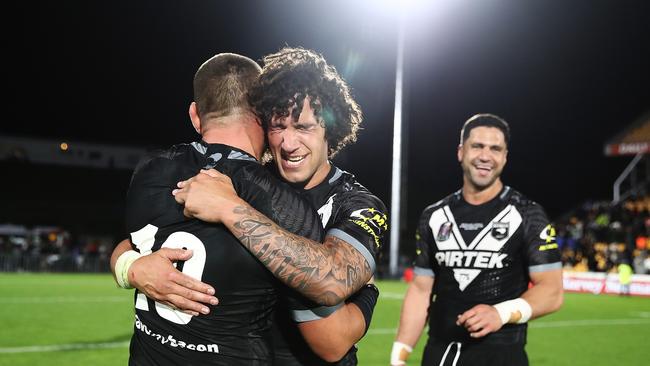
[4,197,650,276]
[554,196,650,275]
[0,224,112,272]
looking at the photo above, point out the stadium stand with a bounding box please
[0,224,113,272]
[554,197,650,275]
[557,113,650,274]
[554,113,650,296]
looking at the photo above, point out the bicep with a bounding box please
[323,231,375,280]
[529,268,562,288]
[411,274,434,293]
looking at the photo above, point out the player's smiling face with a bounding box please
[458,126,508,191]
[267,96,330,189]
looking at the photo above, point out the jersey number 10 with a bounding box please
[130,224,207,325]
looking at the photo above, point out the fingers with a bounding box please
[150,276,218,315]
[470,326,492,338]
[172,188,186,204]
[456,308,476,326]
[456,305,501,338]
[157,247,193,261]
[134,250,218,308]
[200,169,232,184]
[167,270,217,298]
[164,292,213,315]
[464,316,486,333]
[457,311,480,332]
[469,317,499,338]
[200,169,221,178]
[172,177,191,195]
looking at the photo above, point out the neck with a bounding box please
[303,161,331,190]
[462,179,503,205]
[200,114,263,160]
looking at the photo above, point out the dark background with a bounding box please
[3,0,649,257]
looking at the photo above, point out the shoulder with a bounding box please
[235,162,275,185]
[420,190,461,217]
[130,143,196,183]
[504,187,548,216]
[332,168,387,211]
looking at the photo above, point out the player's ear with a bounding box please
[457,144,463,162]
[189,102,201,134]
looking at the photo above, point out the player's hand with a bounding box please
[455,304,503,338]
[129,247,218,316]
[172,169,243,223]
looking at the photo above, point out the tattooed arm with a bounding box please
[172,169,373,306]
[230,204,371,305]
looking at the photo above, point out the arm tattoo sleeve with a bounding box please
[230,205,373,306]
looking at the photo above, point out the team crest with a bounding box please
[491,222,509,240]
[437,222,453,241]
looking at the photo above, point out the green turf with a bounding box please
[360,281,650,365]
[0,274,648,365]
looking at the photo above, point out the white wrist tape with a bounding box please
[493,298,532,325]
[114,250,143,289]
[391,341,413,365]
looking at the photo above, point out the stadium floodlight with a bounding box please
[384,0,428,278]
[389,10,406,278]
[338,0,438,277]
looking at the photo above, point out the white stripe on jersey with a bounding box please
[427,204,523,291]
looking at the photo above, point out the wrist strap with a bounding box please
[115,250,142,289]
[391,341,413,365]
[493,298,532,324]
[348,283,380,335]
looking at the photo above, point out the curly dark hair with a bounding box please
[248,47,362,157]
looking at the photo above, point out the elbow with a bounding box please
[319,296,343,308]
[313,345,350,363]
[552,289,564,313]
[541,287,564,315]
[310,285,345,307]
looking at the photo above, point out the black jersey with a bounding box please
[271,165,388,366]
[125,141,323,366]
[413,186,561,345]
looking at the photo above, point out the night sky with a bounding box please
[3,0,650,258]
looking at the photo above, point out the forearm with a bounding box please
[391,277,432,365]
[221,200,372,306]
[298,303,365,362]
[521,269,564,319]
[395,281,431,346]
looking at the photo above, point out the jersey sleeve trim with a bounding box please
[290,303,343,322]
[414,266,435,277]
[328,228,376,273]
[529,262,562,273]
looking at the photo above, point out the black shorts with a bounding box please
[421,340,528,366]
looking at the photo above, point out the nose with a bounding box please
[280,128,300,153]
[478,147,491,161]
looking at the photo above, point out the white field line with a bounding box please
[367,318,650,335]
[4,318,648,353]
[529,318,650,328]
[0,296,129,304]
[0,341,130,354]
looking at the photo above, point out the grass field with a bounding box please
[1,273,648,365]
